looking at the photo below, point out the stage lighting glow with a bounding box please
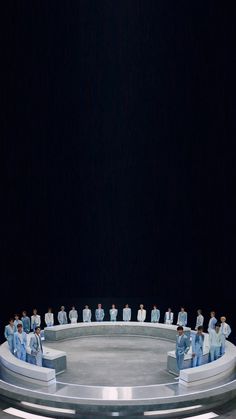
[144,404,202,415]
[21,401,76,414]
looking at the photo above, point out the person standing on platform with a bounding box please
[110,304,118,321]
[31,308,41,332]
[175,326,190,373]
[209,323,223,362]
[208,311,217,332]
[95,304,105,322]
[4,318,15,354]
[83,305,92,322]
[151,305,160,323]
[191,326,205,367]
[137,304,146,322]
[45,308,54,327]
[195,309,204,330]
[13,323,27,361]
[69,305,78,323]
[21,311,30,333]
[30,326,43,366]
[123,304,131,321]
[14,314,22,330]
[164,308,174,325]
[220,316,231,355]
[177,307,188,327]
[58,306,68,325]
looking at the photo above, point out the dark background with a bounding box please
[2,2,236,341]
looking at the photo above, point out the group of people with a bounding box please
[175,310,232,375]
[4,305,231,373]
[4,321,43,367]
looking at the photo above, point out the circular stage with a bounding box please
[47,335,175,386]
[0,322,236,418]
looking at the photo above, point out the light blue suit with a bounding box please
[208,316,217,331]
[58,310,68,325]
[191,333,204,367]
[123,308,131,321]
[13,331,27,361]
[151,309,160,323]
[95,308,104,322]
[110,309,118,321]
[176,334,190,371]
[29,333,43,366]
[177,311,187,326]
[4,324,15,354]
[21,316,30,333]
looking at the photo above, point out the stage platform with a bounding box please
[0,322,236,418]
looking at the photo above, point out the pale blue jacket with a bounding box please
[95,309,105,321]
[151,309,160,323]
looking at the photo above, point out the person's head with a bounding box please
[22,311,27,317]
[177,326,184,335]
[197,309,202,315]
[220,316,226,322]
[33,308,37,315]
[168,308,171,312]
[9,318,14,326]
[71,305,75,310]
[125,304,129,308]
[180,307,185,312]
[140,304,144,309]
[61,306,65,311]
[112,304,115,309]
[35,326,41,335]
[210,311,215,318]
[153,305,157,309]
[17,323,23,333]
[215,323,221,333]
[14,314,19,320]
[98,303,102,309]
[85,305,89,309]
[197,326,204,334]
[48,307,52,313]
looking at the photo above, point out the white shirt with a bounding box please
[137,309,146,322]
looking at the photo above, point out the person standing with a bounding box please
[110,304,118,321]
[30,326,43,366]
[21,311,31,334]
[195,309,204,330]
[57,306,68,325]
[123,304,131,321]
[164,308,174,325]
[137,304,146,322]
[95,304,105,322]
[4,318,15,354]
[14,314,22,330]
[69,305,78,323]
[83,305,92,322]
[151,305,160,323]
[31,309,41,332]
[208,311,217,332]
[175,326,190,373]
[191,326,205,367]
[177,307,188,326]
[45,308,54,327]
[13,323,27,361]
[209,323,223,362]
[220,316,231,355]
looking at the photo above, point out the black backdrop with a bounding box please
[2,2,236,341]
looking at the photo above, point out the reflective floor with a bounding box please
[0,335,236,418]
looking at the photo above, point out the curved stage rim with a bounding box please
[0,321,236,418]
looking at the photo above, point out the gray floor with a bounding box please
[44,335,175,386]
